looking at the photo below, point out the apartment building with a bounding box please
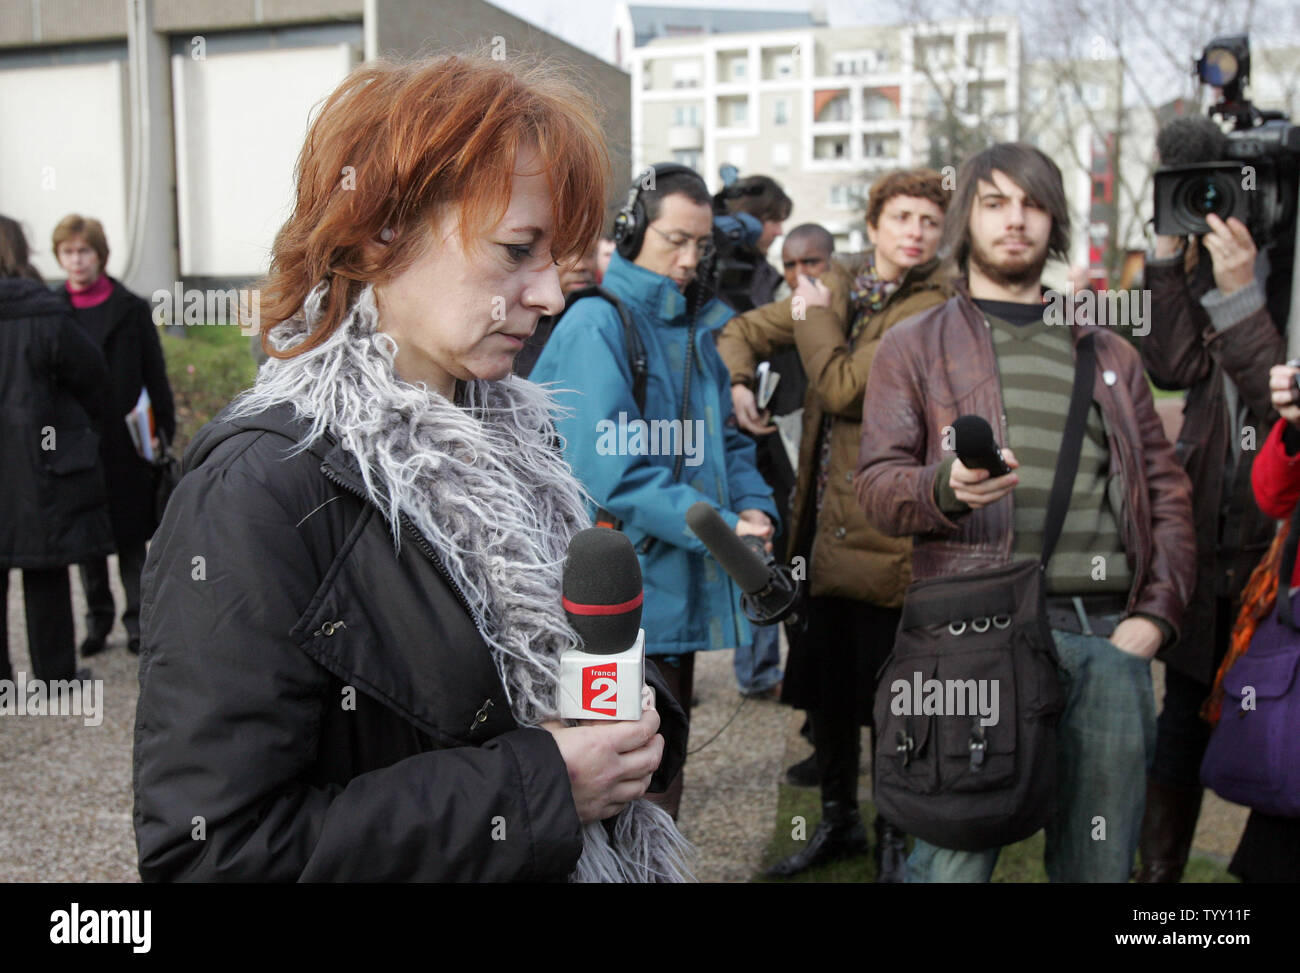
[625,6,1020,252]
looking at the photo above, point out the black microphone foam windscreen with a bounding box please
[685,502,769,594]
[952,414,997,459]
[1156,116,1230,167]
[563,528,643,655]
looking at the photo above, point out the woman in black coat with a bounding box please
[0,215,113,681]
[53,214,175,657]
[133,55,689,883]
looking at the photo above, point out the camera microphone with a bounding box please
[952,415,1013,477]
[685,502,800,626]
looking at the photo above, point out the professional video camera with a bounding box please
[1153,34,1299,246]
[710,163,766,310]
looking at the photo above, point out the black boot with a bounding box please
[785,753,820,788]
[766,801,868,877]
[1134,777,1204,883]
[80,629,111,658]
[874,815,908,883]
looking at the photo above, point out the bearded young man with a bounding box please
[856,144,1195,883]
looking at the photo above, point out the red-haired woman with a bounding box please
[133,55,688,882]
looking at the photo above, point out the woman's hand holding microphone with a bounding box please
[543,685,664,823]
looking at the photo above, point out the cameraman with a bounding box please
[714,175,799,697]
[1139,115,1285,883]
[719,174,793,311]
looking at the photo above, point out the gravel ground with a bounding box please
[1,563,1244,882]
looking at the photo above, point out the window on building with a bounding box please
[969,36,1004,68]
[732,57,747,82]
[1082,83,1105,109]
[819,93,851,122]
[774,54,794,78]
[673,105,700,127]
[732,99,748,125]
[671,60,701,88]
[771,141,791,167]
[863,91,894,120]
[774,98,789,125]
[672,150,701,169]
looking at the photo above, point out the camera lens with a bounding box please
[1187,177,1227,216]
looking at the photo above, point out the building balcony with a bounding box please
[667,125,704,151]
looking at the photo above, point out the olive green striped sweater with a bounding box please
[937,308,1131,596]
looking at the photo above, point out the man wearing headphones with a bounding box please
[529,164,778,819]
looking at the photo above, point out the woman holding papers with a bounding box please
[54,214,175,658]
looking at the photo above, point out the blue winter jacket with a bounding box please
[529,252,778,656]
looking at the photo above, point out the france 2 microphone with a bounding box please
[684,502,800,626]
[557,527,646,721]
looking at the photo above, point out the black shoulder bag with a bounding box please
[872,333,1096,852]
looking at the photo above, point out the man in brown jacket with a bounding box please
[717,170,952,880]
[857,144,1195,882]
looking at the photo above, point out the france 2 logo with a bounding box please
[583,664,619,715]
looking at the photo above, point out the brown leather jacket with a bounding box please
[716,256,950,605]
[855,282,1196,640]
[1142,251,1283,683]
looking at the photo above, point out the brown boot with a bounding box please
[1134,777,1203,883]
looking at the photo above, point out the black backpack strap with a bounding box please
[561,286,651,533]
[564,286,648,413]
[1041,333,1097,566]
[1278,499,1300,629]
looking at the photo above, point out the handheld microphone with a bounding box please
[557,528,646,720]
[685,502,801,626]
[952,415,1013,477]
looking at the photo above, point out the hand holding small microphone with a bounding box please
[542,698,663,824]
[950,415,1020,509]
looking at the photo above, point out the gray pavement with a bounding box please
[1,564,1244,882]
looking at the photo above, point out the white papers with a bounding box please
[125,387,155,462]
[756,361,781,411]
[773,408,803,473]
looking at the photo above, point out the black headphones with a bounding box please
[612,162,709,260]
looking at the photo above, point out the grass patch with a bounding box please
[757,783,1235,883]
[159,326,259,452]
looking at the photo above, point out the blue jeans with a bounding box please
[907,620,1157,883]
[734,622,783,694]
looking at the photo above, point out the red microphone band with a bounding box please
[562,591,644,616]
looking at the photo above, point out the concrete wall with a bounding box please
[172,41,355,276]
[0,0,364,47]
[0,57,130,281]
[368,0,631,208]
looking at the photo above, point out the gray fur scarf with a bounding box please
[230,282,693,882]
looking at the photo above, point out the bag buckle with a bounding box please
[895,729,915,768]
[968,723,987,772]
